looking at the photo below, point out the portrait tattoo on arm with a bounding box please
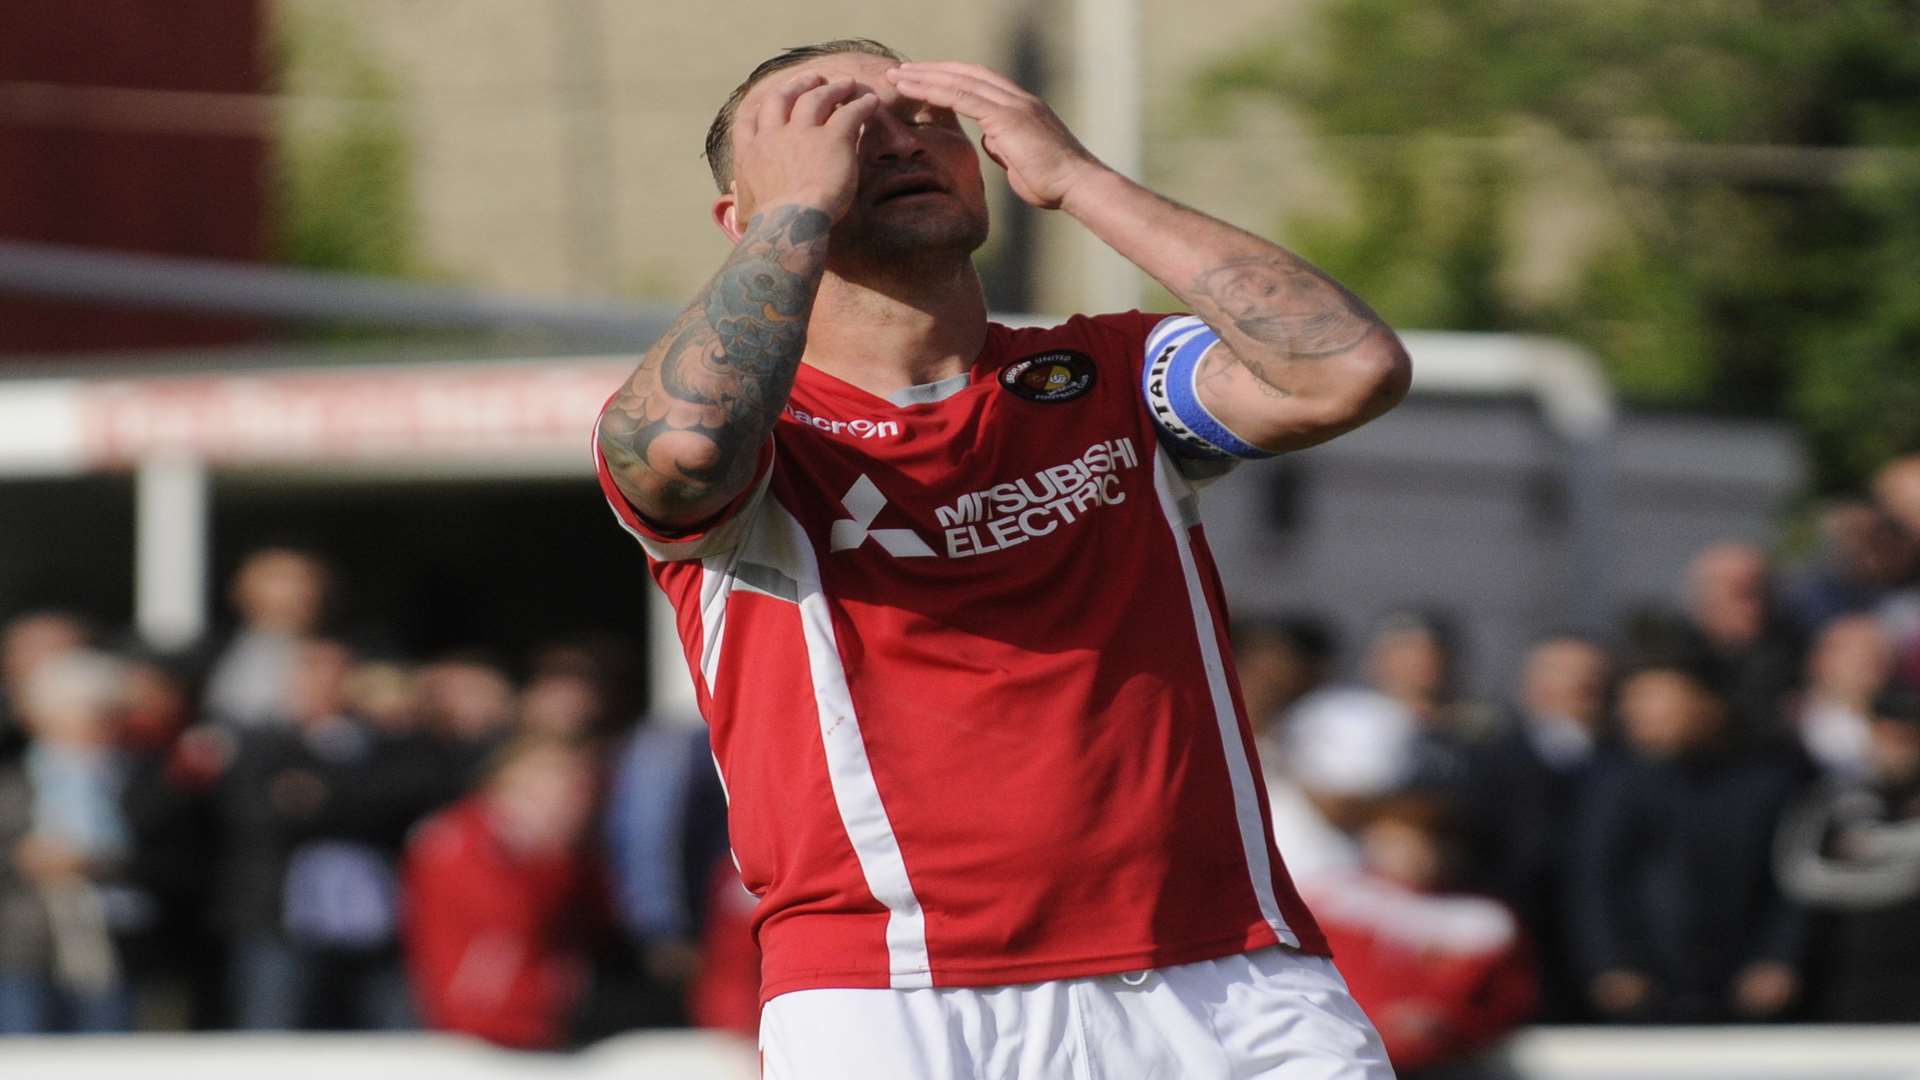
[598,205,832,516]
[1191,254,1386,397]
[1194,346,1288,399]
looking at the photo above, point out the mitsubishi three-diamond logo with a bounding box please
[829,475,935,557]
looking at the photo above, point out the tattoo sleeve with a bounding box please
[1187,253,1388,398]
[597,204,832,522]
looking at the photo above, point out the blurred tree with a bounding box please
[270,4,419,279]
[1196,0,1920,490]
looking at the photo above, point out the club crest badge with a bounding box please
[999,350,1096,404]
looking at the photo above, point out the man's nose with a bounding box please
[861,110,927,165]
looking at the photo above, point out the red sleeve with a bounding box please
[590,405,775,562]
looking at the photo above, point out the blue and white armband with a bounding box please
[1142,315,1277,461]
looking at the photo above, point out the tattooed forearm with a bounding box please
[1194,346,1287,399]
[1189,254,1386,396]
[598,204,832,521]
[1055,168,1407,445]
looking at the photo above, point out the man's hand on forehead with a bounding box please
[731,72,881,224]
[886,61,1107,211]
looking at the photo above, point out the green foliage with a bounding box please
[1794,162,1920,480]
[270,6,419,279]
[1197,0,1920,490]
[1287,139,1510,332]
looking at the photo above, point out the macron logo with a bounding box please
[787,406,902,440]
[829,475,935,558]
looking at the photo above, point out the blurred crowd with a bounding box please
[0,547,754,1048]
[5,453,1920,1065]
[1241,452,1920,1074]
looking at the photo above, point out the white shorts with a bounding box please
[758,946,1395,1079]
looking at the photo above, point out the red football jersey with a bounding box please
[594,311,1327,1002]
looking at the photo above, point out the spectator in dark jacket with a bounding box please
[1775,689,1920,1021]
[1567,654,1808,1023]
[203,549,330,729]
[1785,503,1914,638]
[1679,542,1805,742]
[1365,608,1486,793]
[414,650,518,787]
[1232,613,1338,734]
[1464,632,1612,1020]
[604,721,733,1027]
[215,637,446,1030]
[116,651,224,1028]
[518,647,612,743]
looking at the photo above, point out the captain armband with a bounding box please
[1141,316,1277,461]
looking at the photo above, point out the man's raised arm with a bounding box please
[1059,170,1411,454]
[598,75,878,528]
[597,204,829,527]
[888,62,1410,454]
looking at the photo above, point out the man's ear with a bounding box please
[711,188,744,242]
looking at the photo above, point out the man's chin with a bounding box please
[835,216,989,262]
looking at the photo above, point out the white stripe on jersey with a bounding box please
[1150,447,1300,948]
[778,501,934,986]
[698,555,733,691]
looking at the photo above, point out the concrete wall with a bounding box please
[275,0,1036,299]
[267,0,1326,314]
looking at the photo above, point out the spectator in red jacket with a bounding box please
[1305,792,1537,1076]
[402,735,600,1049]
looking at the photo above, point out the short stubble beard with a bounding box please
[829,199,990,274]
